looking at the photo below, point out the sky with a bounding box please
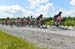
[0,0,75,18]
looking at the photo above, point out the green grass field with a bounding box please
[0,30,44,49]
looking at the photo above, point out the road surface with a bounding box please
[0,25,75,49]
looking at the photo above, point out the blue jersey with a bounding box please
[54,15,58,20]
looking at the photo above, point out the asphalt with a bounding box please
[0,25,75,49]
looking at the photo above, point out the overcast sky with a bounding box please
[0,0,75,18]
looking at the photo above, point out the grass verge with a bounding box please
[0,30,45,49]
